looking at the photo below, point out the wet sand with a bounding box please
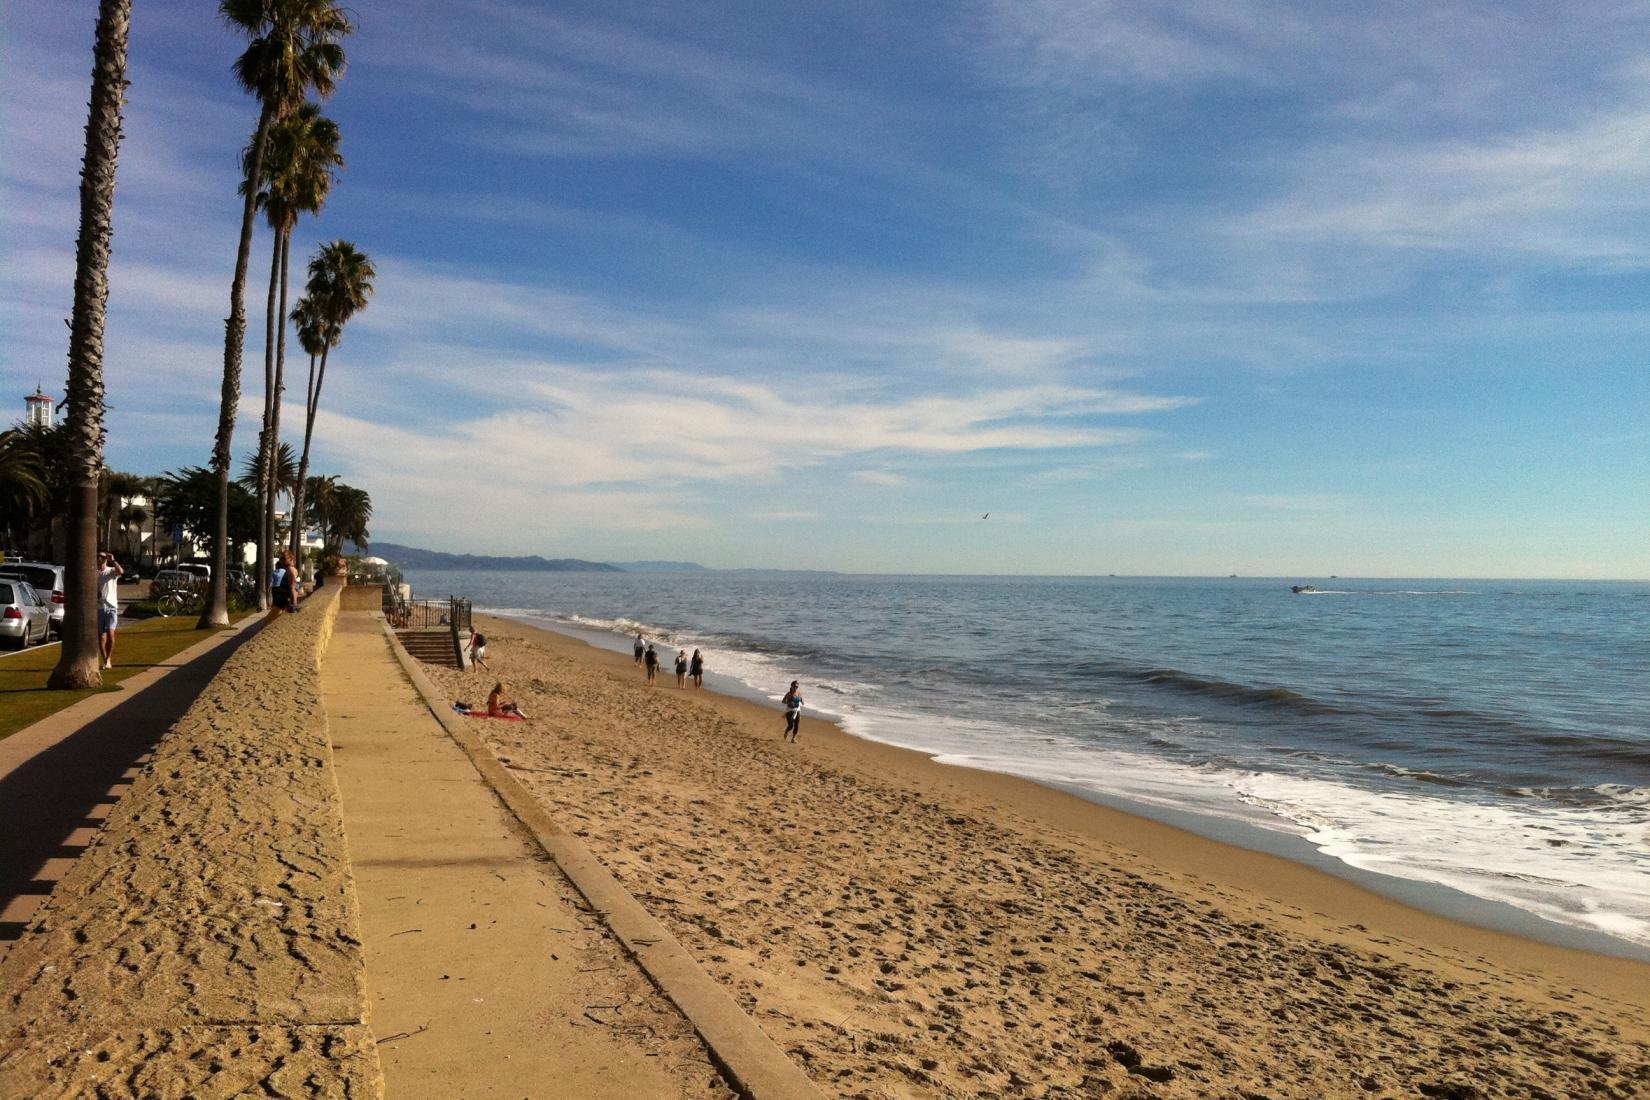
[427,614,1650,1099]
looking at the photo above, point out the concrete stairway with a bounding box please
[395,630,460,669]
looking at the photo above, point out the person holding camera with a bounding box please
[97,551,123,669]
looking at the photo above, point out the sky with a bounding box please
[2,1,1647,577]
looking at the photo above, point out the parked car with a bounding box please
[151,568,205,595]
[0,561,65,637]
[177,563,212,583]
[0,579,52,649]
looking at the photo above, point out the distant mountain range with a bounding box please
[374,543,838,575]
[372,542,621,572]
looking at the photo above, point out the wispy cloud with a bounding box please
[850,470,912,487]
[752,510,822,521]
[325,362,1184,486]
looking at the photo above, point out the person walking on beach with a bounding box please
[97,551,122,669]
[674,650,688,687]
[634,632,645,664]
[469,630,489,669]
[782,680,803,742]
[689,648,704,688]
[644,643,659,683]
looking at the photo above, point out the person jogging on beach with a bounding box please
[633,632,645,664]
[97,551,122,669]
[644,643,659,683]
[675,650,688,687]
[782,680,803,742]
[689,648,704,688]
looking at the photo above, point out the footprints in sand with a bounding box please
[423,633,1650,1099]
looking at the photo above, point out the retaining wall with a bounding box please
[0,585,383,1098]
[338,584,383,611]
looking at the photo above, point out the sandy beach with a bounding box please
[426,614,1650,1099]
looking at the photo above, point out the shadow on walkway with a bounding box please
[0,626,261,943]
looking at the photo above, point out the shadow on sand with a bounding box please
[0,623,263,942]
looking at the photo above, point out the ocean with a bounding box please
[403,570,1650,955]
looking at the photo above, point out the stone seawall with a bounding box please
[338,584,383,612]
[0,586,384,1098]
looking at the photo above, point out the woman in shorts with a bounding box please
[782,681,803,742]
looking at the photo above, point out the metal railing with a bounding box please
[384,593,472,634]
[382,593,472,668]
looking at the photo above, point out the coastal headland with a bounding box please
[423,613,1650,1098]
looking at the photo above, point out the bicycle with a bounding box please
[152,578,205,618]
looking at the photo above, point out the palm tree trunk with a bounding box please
[266,227,291,585]
[200,99,275,629]
[291,344,327,558]
[50,0,130,690]
[254,225,281,612]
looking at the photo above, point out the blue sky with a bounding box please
[3,1,1646,577]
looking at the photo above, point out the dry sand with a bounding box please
[426,615,1650,1099]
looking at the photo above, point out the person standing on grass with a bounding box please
[644,643,659,683]
[675,649,688,687]
[469,630,489,669]
[97,551,122,669]
[782,680,803,742]
[689,648,703,688]
[634,632,645,664]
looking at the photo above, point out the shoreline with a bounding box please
[507,609,1650,966]
[428,611,1649,1095]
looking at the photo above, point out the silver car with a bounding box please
[1,579,51,649]
[0,561,66,637]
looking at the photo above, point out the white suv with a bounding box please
[0,561,65,637]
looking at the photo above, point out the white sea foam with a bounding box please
[741,670,1650,949]
[488,604,1650,949]
[1234,772,1650,945]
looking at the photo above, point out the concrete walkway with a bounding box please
[321,612,721,1099]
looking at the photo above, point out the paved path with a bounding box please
[0,613,265,950]
[322,612,720,1099]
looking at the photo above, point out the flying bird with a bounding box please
[981,512,990,519]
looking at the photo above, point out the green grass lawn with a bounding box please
[0,612,251,741]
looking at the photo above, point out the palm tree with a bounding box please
[248,102,342,609]
[326,482,371,553]
[101,469,144,556]
[287,295,325,555]
[296,471,337,561]
[137,473,166,569]
[239,441,298,509]
[200,0,350,629]
[50,0,131,691]
[289,240,373,556]
[0,428,49,555]
[118,501,147,560]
